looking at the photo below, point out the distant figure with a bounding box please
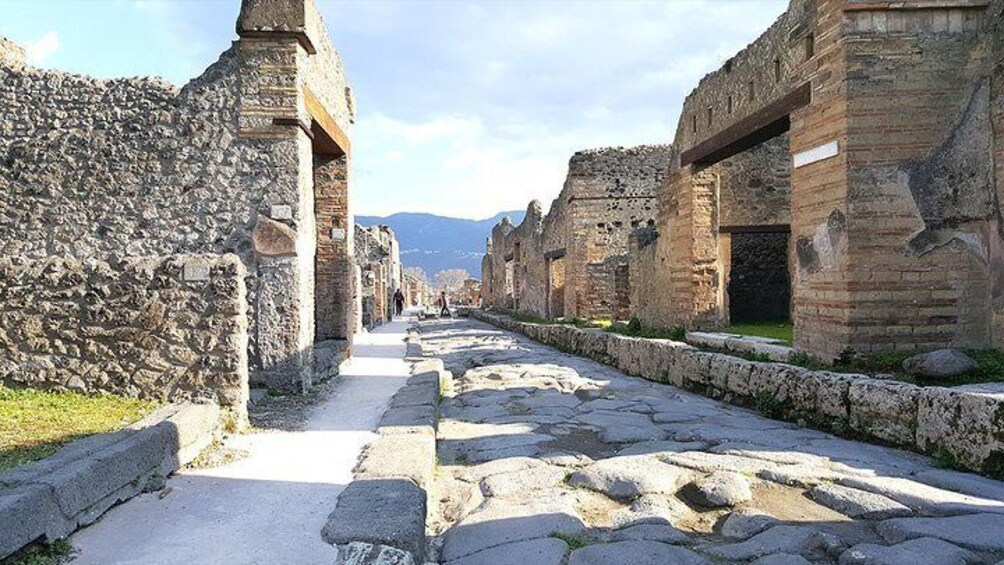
[393,289,405,316]
[438,291,450,318]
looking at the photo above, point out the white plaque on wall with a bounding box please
[793,140,839,169]
[330,228,346,241]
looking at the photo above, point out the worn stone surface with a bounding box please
[685,471,752,508]
[322,479,426,562]
[424,318,1004,565]
[567,540,708,565]
[443,538,568,565]
[334,542,415,565]
[354,433,435,489]
[877,514,1004,551]
[839,538,977,565]
[809,483,912,520]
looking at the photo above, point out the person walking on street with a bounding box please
[393,289,405,316]
[438,291,450,318]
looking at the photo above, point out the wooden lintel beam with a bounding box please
[303,85,351,157]
[544,248,567,260]
[681,82,812,168]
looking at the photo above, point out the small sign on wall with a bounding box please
[269,204,293,221]
[793,140,839,169]
[183,262,210,282]
[330,228,346,241]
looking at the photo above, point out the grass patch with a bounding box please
[721,320,793,344]
[605,317,687,341]
[7,539,73,565]
[0,387,157,473]
[551,532,588,550]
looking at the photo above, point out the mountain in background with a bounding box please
[356,210,527,278]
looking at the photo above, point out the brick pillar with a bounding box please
[314,153,354,342]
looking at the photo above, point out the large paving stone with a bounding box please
[455,457,550,484]
[876,514,1004,551]
[567,456,690,501]
[378,405,437,434]
[616,440,707,456]
[443,537,568,565]
[439,501,586,561]
[567,540,709,565]
[480,465,567,498]
[705,526,822,561]
[809,483,912,519]
[334,541,415,565]
[574,411,664,443]
[659,451,778,475]
[720,509,781,540]
[323,479,427,562]
[753,555,812,565]
[606,523,690,545]
[839,537,977,565]
[685,471,752,508]
[838,476,1004,516]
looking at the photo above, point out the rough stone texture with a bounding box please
[877,514,1004,551]
[0,36,25,67]
[809,483,912,520]
[567,540,708,565]
[333,542,414,565]
[323,479,427,562]
[0,255,249,418]
[471,310,1004,477]
[443,538,568,565]
[902,349,978,379]
[685,471,752,508]
[0,0,356,393]
[629,0,1003,359]
[566,456,690,501]
[482,145,671,320]
[839,538,976,565]
[425,317,1004,565]
[0,403,219,559]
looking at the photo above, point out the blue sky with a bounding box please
[2,0,787,220]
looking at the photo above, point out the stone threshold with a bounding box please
[322,324,444,564]
[469,310,1004,480]
[0,403,221,559]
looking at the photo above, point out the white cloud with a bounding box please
[26,31,59,65]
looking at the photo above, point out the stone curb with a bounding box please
[470,310,1004,479]
[323,324,443,563]
[0,403,220,559]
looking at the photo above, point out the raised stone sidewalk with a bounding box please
[422,317,1004,565]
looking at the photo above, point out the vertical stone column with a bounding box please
[314,153,355,341]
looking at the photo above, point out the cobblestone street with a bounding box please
[421,318,1004,565]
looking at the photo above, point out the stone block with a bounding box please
[390,383,437,409]
[804,371,863,422]
[323,479,427,562]
[354,434,436,489]
[0,486,64,559]
[916,384,1004,475]
[848,379,921,445]
[378,405,437,435]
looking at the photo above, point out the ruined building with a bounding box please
[482,146,672,320]
[354,224,403,329]
[0,0,357,418]
[631,0,1004,360]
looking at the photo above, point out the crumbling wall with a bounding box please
[354,225,401,328]
[0,254,249,420]
[0,0,357,393]
[0,37,25,67]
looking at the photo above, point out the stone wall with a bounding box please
[472,310,1004,479]
[482,145,671,320]
[0,37,24,67]
[0,0,357,395]
[354,225,402,329]
[632,0,1003,359]
[728,232,791,322]
[0,254,249,419]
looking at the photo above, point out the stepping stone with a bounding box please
[839,537,977,565]
[567,456,690,501]
[810,483,912,519]
[685,471,752,508]
[568,540,709,565]
[720,509,781,540]
[323,479,426,562]
[877,514,1004,551]
[443,537,569,565]
[613,494,697,528]
[705,526,821,561]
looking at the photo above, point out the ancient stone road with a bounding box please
[422,318,1004,565]
[68,319,414,565]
